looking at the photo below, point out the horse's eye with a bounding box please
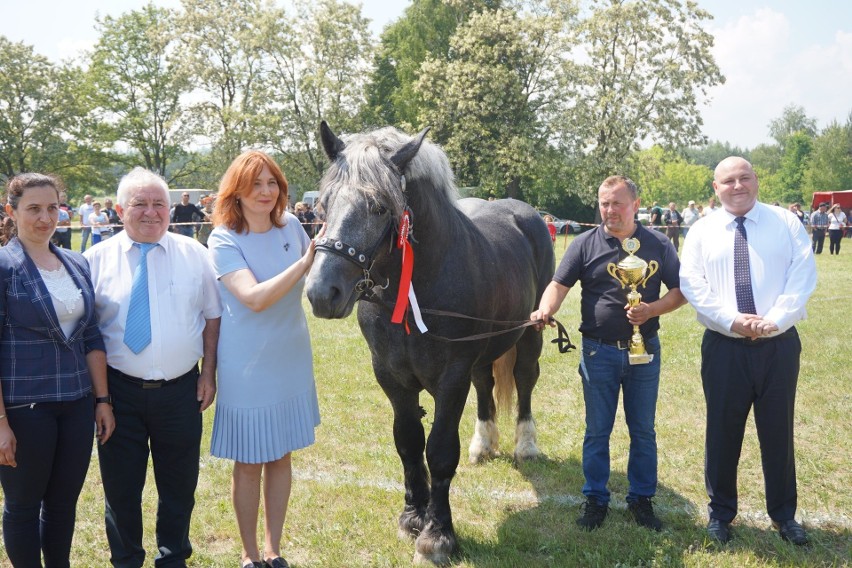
[371,203,387,216]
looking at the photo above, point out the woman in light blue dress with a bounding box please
[208,151,320,568]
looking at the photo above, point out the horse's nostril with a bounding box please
[307,282,346,318]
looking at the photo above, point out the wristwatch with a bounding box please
[95,395,113,406]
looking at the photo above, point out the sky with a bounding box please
[2,0,850,150]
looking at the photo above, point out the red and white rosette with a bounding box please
[391,210,428,334]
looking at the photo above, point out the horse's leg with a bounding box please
[382,383,430,539]
[414,376,469,565]
[512,327,544,462]
[468,363,498,464]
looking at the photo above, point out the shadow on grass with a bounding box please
[449,454,850,567]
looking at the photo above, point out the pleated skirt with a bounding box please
[210,387,320,463]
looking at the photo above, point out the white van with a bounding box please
[301,191,320,208]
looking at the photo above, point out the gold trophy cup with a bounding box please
[607,238,659,365]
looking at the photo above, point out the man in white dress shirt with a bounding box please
[85,167,222,568]
[679,157,816,546]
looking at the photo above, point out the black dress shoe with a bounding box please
[772,519,808,546]
[707,518,731,543]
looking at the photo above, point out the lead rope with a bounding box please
[362,296,575,353]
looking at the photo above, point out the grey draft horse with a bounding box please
[305,123,554,564]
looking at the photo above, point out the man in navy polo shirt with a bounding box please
[531,175,686,531]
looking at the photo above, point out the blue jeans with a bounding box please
[80,227,91,252]
[578,335,661,504]
[0,396,94,568]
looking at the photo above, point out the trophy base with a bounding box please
[628,353,654,366]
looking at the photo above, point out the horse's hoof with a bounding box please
[513,418,539,461]
[413,549,451,566]
[513,442,541,462]
[414,524,457,566]
[468,419,499,464]
[468,446,497,464]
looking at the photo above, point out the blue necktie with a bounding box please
[734,217,756,314]
[124,243,157,353]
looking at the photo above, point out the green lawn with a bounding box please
[2,235,850,567]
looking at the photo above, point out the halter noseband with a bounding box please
[314,220,394,296]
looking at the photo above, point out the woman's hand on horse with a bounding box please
[303,225,325,272]
[313,223,326,242]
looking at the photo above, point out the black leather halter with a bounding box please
[314,219,395,296]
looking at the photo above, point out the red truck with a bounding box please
[810,191,852,236]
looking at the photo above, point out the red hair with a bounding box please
[214,151,289,233]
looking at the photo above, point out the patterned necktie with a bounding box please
[734,216,756,314]
[123,243,157,353]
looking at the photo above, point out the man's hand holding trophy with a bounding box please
[607,238,658,365]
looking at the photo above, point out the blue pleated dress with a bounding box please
[208,214,320,463]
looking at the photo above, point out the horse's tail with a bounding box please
[492,346,517,419]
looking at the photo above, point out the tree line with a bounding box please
[1,0,850,221]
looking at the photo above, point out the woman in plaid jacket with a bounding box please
[0,173,113,567]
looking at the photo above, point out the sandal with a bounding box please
[242,561,264,568]
[264,558,290,568]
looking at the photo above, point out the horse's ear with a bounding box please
[320,121,345,161]
[390,126,431,172]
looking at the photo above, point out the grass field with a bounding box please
[2,234,850,567]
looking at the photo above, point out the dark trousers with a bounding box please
[701,329,800,524]
[665,227,680,251]
[828,229,843,254]
[52,230,72,249]
[811,228,826,253]
[0,396,94,568]
[99,366,201,568]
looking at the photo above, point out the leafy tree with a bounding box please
[0,37,95,187]
[177,0,276,169]
[768,104,817,149]
[363,0,469,129]
[753,166,782,204]
[684,141,749,171]
[417,4,575,198]
[564,0,724,202]
[776,131,813,204]
[263,0,374,192]
[749,143,783,174]
[630,145,713,206]
[803,113,852,193]
[88,5,194,182]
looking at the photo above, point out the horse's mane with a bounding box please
[320,127,460,226]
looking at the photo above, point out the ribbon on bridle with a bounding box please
[390,208,428,334]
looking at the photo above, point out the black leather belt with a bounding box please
[108,365,197,389]
[582,335,657,350]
